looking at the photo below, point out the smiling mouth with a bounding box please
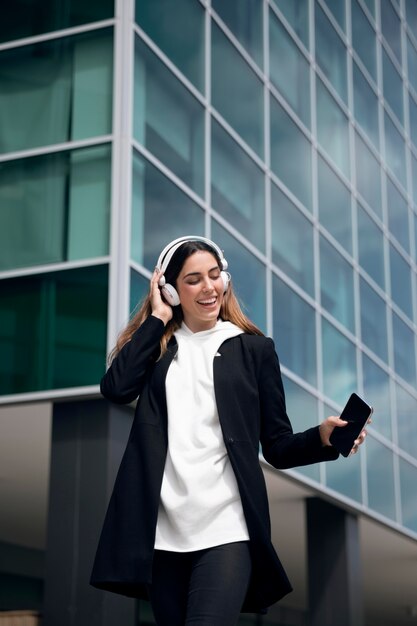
[197,297,217,306]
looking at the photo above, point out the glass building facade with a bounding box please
[1,0,417,625]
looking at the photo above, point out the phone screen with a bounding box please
[329,392,373,457]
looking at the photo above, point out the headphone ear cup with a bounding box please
[221,271,230,293]
[161,283,181,307]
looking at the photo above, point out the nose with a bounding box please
[202,276,215,292]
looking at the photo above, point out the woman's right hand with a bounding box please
[150,269,173,326]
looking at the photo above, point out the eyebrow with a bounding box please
[183,266,220,279]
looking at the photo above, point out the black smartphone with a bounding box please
[329,392,373,457]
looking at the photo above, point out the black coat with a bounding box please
[90,315,339,612]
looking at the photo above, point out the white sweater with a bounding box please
[154,320,250,552]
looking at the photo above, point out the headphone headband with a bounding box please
[156,236,228,275]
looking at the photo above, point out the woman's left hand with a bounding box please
[319,415,369,454]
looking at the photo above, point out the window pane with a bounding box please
[387,177,410,252]
[269,12,310,128]
[381,0,402,64]
[408,36,417,94]
[135,0,204,92]
[212,23,263,156]
[315,4,347,102]
[211,120,265,251]
[322,0,346,31]
[316,78,350,179]
[362,354,392,439]
[396,383,417,459]
[353,62,379,149]
[399,458,417,533]
[271,184,314,296]
[134,36,204,196]
[0,29,113,154]
[322,318,357,406]
[357,205,385,288]
[212,0,263,68]
[360,278,388,363]
[270,97,312,211]
[384,112,407,190]
[363,0,375,18]
[0,145,111,271]
[355,133,382,218]
[413,154,417,205]
[130,270,149,319]
[352,0,377,82]
[409,95,417,149]
[317,156,352,254]
[0,0,114,43]
[320,236,355,332]
[0,266,108,395]
[407,0,417,33]
[382,48,404,124]
[390,245,413,319]
[366,437,396,520]
[212,223,266,332]
[131,151,204,269]
[392,312,416,386]
[270,0,309,49]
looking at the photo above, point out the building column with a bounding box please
[43,399,137,626]
[306,497,364,626]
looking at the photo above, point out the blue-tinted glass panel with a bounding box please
[413,154,417,205]
[363,0,375,18]
[131,151,204,269]
[382,48,404,124]
[396,383,417,459]
[271,0,309,49]
[366,437,396,520]
[384,112,407,190]
[212,0,263,68]
[387,177,410,252]
[273,277,317,386]
[212,23,263,156]
[362,354,392,439]
[0,29,113,154]
[357,205,385,288]
[269,12,310,128]
[322,0,346,31]
[322,319,357,406]
[392,312,416,386]
[410,95,417,149]
[355,133,382,218]
[270,97,312,211]
[0,266,108,395]
[0,145,111,271]
[0,0,114,43]
[211,120,265,251]
[315,4,347,102]
[360,278,388,363]
[271,184,314,296]
[390,245,413,319]
[316,78,350,179]
[353,62,379,149]
[317,156,352,254]
[283,376,320,482]
[134,37,204,196]
[130,270,149,319]
[352,0,377,82]
[381,0,402,64]
[135,0,204,91]
[399,459,417,532]
[407,0,417,33]
[320,236,355,332]
[408,36,417,94]
[212,223,266,332]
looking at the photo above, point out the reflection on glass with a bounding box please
[357,204,385,288]
[362,354,391,438]
[390,245,413,319]
[381,0,402,64]
[316,79,350,179]
[382,48,404,124]
[269,12,310,128]
[399,459,417,533]
[359,278,388,363]
[270,0,309,49]
[321,0,346,31]
[396,383,417,459]
[273,276,317,386]
[363,0,375,18]
[130,270,150,318]
[320,236,355,332]
[0,29,113,154]
[134,37,204,196]
[322,318,357,406]
[212,222,266,332]
[317,156,352,253]
[387,178,410,252]
[407,0,417,33]
[384,112,407,190]
[135,0,204,91]
[413,154,417,206]
[0,145,111,271]
[212,0,263,68]
[409,96,417,149]
[351,0,376,82]
[355,133,382,218]
[0,266,108,395]
[315,4,347,102]
[131,151,204,269]
[392,312,416,386]
[408,36,417,95]
[271,184,314,296]
[366,437,396,520]
[211,120,265,251]
[270,97,312,211]
[353,62,379,149]
[211,23,263,156]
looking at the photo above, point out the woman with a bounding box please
[90,235,367,625]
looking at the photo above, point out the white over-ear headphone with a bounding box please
[155,236,230,307]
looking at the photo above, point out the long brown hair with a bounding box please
[108,241,263,363]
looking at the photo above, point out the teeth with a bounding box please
[198,298,216,304]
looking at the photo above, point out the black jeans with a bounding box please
[148,541,252,626]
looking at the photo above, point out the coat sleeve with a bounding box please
[258,338,339,469]
[100,315,166,404]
